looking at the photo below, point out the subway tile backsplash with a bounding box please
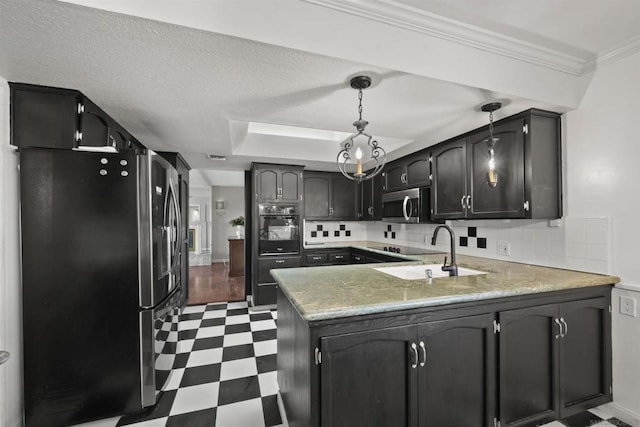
[303,217,612,275]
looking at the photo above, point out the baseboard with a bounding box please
[603,402,640,426]
[277,391,289,427]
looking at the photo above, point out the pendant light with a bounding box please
[481,102,502,187]
[336,75,386,182]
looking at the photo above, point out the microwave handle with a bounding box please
[402,195,413,221]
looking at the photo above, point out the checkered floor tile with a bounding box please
[72,300,635,427]
[538,406,634,427]
[117,301,283,427]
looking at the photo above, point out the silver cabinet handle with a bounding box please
[560,318,568,337]
[418,341,426,367]
[368,206,373,215]
[466,195,471,209]
[554,318,563,339]
[410,343,418,369]
[329,207,334,216]
[460,196,466,210]
[0,351,9,365]
[275,259,285,264]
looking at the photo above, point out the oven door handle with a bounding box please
[402,195,413,221]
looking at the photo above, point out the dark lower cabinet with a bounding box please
[499,297,611,426]
[254,256,300,306]
[499,304,559,426]
[320,314,495,427]
[320,326,417,427]
[278,286,612,427]
[420,314,496,427]
[559,297,611,416]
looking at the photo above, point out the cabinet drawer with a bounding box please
[306,253,329,265]
[255,283,278,306]
[258,257,300,283]
[329,252,350,264]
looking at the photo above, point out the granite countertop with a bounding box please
[272,244,620,322]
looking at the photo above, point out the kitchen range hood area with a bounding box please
[1,1,640,427]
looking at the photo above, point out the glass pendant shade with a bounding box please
[481,102,502,188]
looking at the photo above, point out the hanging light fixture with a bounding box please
[481,102,502,187]
[336,75,386,182]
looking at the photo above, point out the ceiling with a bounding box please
[1,0,639,188]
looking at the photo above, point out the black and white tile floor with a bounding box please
[75,300,634,427]
[76,301,283,427]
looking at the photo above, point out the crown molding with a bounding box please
[303,0,589,76]
[583,35,640,74]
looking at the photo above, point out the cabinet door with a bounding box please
[320,326,418,427]
[280,169,301,202]
[418,314,495,427]
[383,161,406,192]
[304,173,331,219]
[559,297,611,418]
[499,304,559,427]
[10,85,79,150]
[405,154,431,188]
[468,119,525,218]
[431,138,467,220]
[330,174,357,220]
[256,168,279,201]
[80,99,113,149]
[361,173,383,220]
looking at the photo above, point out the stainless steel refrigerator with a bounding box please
[20,146,185,426]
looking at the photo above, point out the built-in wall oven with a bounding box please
[258,204,300,255]
[382,187,432,223]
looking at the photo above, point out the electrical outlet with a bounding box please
[620,295,637,317]
[496,241,510,256]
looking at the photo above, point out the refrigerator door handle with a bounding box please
[168,179,182,276]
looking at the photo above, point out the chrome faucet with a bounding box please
[430,225,458,276]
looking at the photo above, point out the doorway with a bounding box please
[187,176,246,305]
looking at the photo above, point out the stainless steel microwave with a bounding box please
[382,187,431,223]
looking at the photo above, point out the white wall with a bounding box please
[0,78,23,427]
[564,52,640,420]
[211,186,245,262]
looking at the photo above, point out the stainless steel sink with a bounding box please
[373,264,487,280]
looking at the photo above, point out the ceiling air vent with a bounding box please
[207,154,227,161]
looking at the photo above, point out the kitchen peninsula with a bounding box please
[272,247,619,427]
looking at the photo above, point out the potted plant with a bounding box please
[229,216,245,238]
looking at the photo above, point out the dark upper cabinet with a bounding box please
[10,83,143,152]
[383,160,406,192]
[432,109,561,220]
[253,163,303,203]
[382,150,431,192]
[304,171,358,220]
[431,138,467,220]
[360,171,383,220]
[331,174,358,219]
[304,173,330,218]
[468,119,525,218]
[499,297,611,425]
[10,83,79,150]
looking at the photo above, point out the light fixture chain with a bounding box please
[357,89,363,121]
[489,110,494,138]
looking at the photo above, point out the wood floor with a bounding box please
[187,262,245,305]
